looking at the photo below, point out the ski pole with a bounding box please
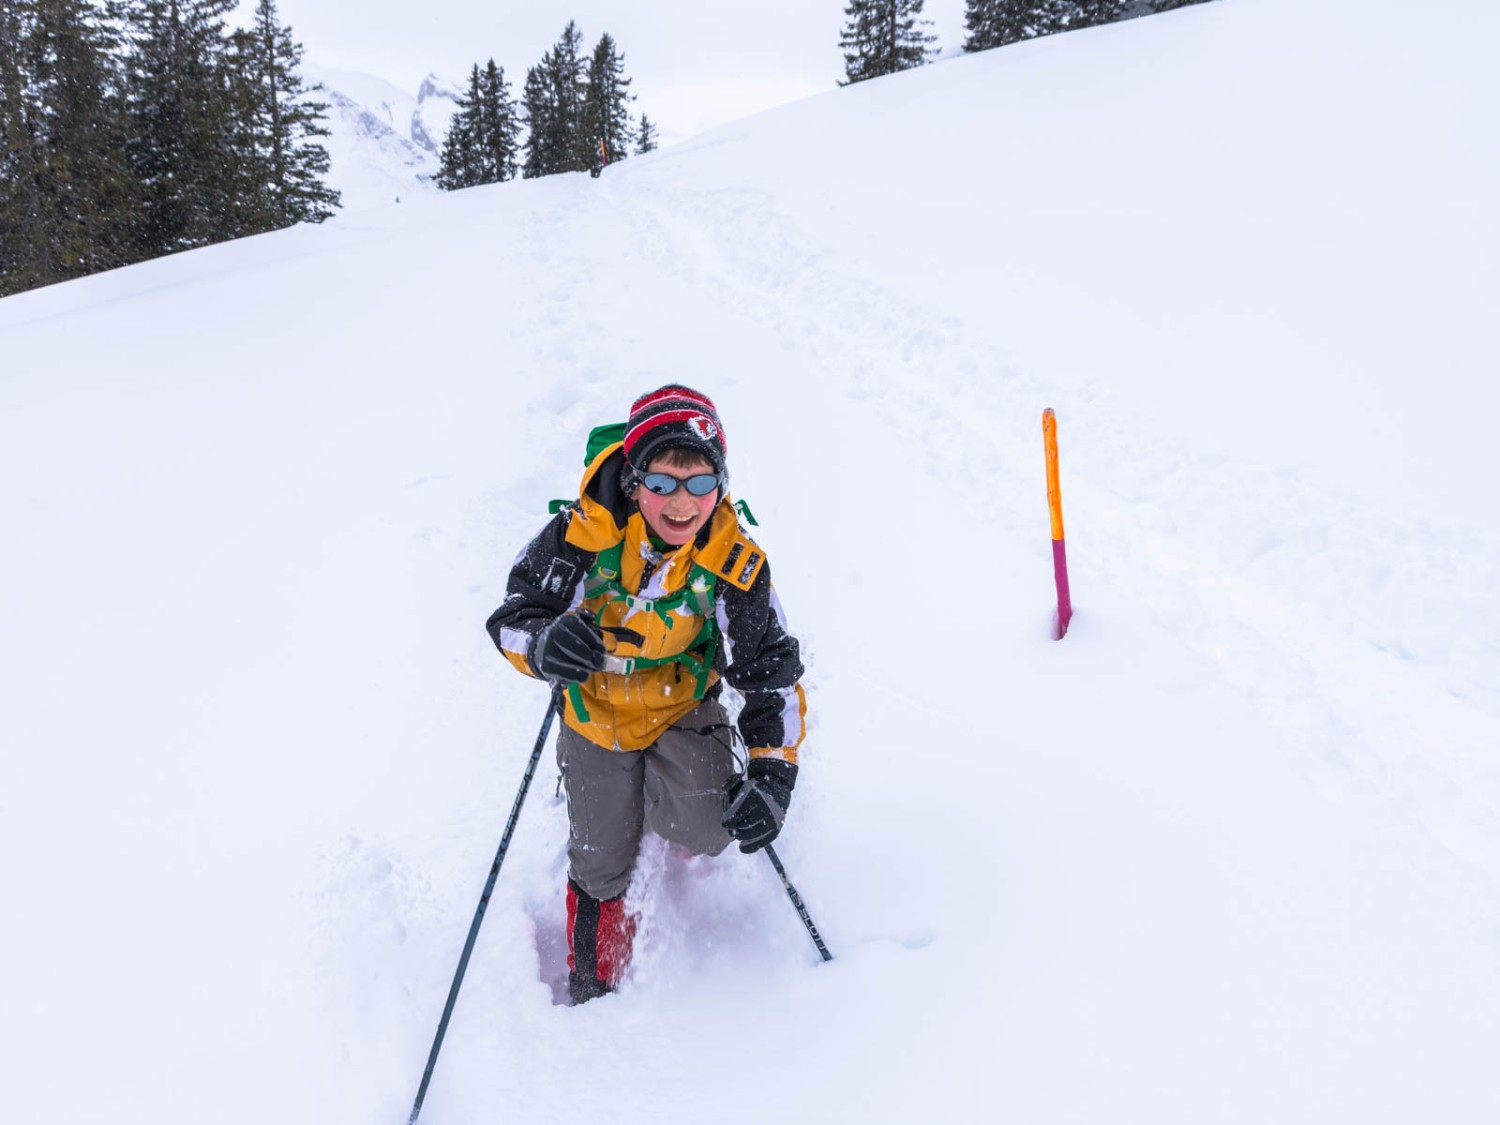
[407,685,564,1125]
[764,843,833,962]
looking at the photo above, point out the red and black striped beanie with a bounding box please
[622,384,727,474]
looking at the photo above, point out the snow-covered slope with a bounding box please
[303,63,459,212]
[3,1,1498,1122]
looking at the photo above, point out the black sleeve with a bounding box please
[485,508,595,670]
[718,559,806,752]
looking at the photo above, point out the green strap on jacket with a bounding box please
[565,542,721,723]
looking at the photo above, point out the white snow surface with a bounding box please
[3,0,1499,1121]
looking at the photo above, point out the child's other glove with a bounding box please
[529,612,606,683]
[721,758,798,853]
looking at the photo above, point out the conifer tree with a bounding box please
[522,21,586,178]
[0,0,49,296]
[963,1,1057,51]
[233,0,339,229]
[221,28,272,236]
[963,0,996,51]
[42,0,139,274]
[635,113,657,155]
[1,0,139,295]
[838,0,937,86]
[963,1,1146,50]
[550,20,588,174]
[519,63,551,180]
[3,0,339,297]
[581,32,632,176]
[1150,0,1209,10]
[1070,0,1129,29]
[477,58,520,184]
[123,0,242,256]
[438,59,519,189]
[436,65,483,190]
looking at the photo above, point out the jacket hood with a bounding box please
[565,442,746,578]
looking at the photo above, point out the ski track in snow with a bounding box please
[607,174,1500,899]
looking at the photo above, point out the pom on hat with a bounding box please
[622,384,727,475]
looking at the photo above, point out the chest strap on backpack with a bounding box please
[565,545,721,723]
[584,544,717,621]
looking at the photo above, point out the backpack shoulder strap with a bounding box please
[583,542,626,598]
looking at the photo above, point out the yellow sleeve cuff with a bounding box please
[748,746,798,766]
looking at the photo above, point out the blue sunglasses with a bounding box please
[640,471,722,497]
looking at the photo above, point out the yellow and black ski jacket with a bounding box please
[486,443,806,763]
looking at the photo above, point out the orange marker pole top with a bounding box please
[1043,408,1065,542]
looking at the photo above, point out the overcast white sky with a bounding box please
[253,0,972,143]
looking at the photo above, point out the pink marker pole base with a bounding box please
[1052,537,1073,640]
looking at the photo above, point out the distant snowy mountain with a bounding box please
[410,73,464,158]
[301,63,462,214]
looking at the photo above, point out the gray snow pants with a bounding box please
[558,698,738,901]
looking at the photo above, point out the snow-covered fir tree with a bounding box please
[1150,0,1211,10]
[839,0,937,86]
[582,32,632,175]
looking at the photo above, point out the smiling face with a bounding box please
[635,452,720,546]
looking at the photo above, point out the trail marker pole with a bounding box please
[1043,408,1073,639]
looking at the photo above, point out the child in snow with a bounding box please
[486,385,807,1005]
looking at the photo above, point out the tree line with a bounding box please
[0,0,337,299]
[3,1,1219,298]
[839,0,1214,84]
[436,20,656,193]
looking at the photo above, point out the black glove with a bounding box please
[721,758,798,854]
[530,613,605,683]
